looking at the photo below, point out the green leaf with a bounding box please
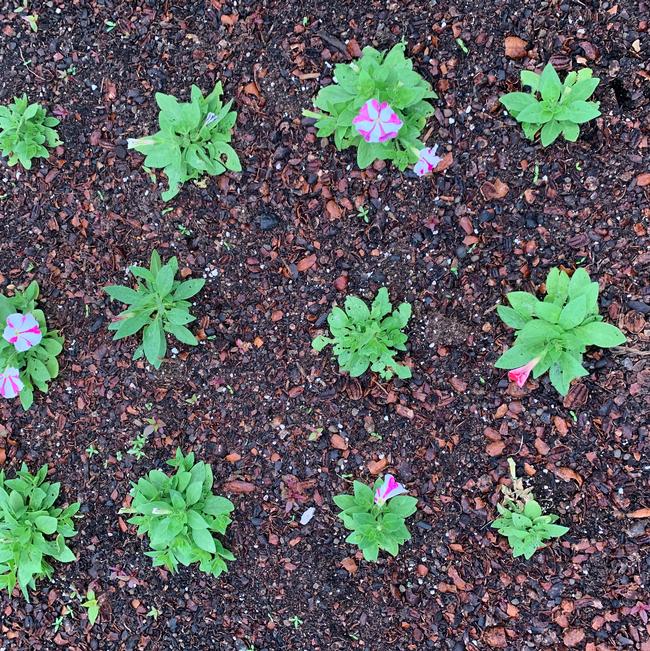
[497,305,529,329]
[191,527,216,554]
[500,92,536,114]
[34,515,57,534]
[561,121,580,141]
[523,500,542,520]
[386,495,417,518]
[143,320,164,367]
[311,335,331,351]
[110,310,153,340]
[173,278,205,300]
[538,63,563,103]
[495,345,543,369]
[520,70,540,91]
[556,100,601,124]
[573,321,625,348]
[540,119,562,146]
[165,323,198,346]
[558,295,587,330]
[516,100,552,124]
[104,285,142,304]
[155,266,175,297]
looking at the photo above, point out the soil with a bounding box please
[0,1,649,650]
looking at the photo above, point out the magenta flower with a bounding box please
[508,356,541,388]
[0,368,24,399]
[414,145,442,176]
[353,99,403,144]
[3,313,42,352]
[374,474,408,507]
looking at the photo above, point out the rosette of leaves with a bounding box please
[0,95,61,169]
[312,287,412,380]
[334,479,417,561]
[121,449,235,577]
[495,267,626,395]
[500,64,600,146]
[303,43,437,169]
[127,82,240,201]
[0,464,80,600]
[104,250,205,369]
[491,459,568,559]
[0,282,64,410]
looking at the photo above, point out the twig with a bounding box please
[612,346,650,357]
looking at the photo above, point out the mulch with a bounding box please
[0,0,648,650]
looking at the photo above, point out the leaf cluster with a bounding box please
[334,479,417,561]
[495,267,626,395]
[492,498,568,560]
[500,64,600,146]
[304,43,437,169]
[122,449,235,577]
[0,464,79,600]
[105,250,205,369]
[312,287,411,380]
[128,83,240,201]
[0,281,64,410]
[0,95,61,169]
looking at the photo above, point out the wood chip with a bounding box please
[504,36,528,59]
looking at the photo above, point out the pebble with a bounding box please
[258,212,279,231]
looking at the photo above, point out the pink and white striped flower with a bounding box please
[352,99,403,144]
[3,313,42,352]
[508,356,541,388]
[0,368,23,399]
[374,474,408,507]
[414,145,442,176]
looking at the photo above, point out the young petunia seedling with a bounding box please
[495,267,626,395]
[334,474,417,561]
[500,63,601,146]
[0,281,64,410]
[492,459,569,559]
[312,287,412,380]
[303,43,438,173]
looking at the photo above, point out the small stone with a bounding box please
[258,212,279,231]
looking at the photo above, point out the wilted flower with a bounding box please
[374,474,408,507]
[508,356,541,387]
[204,112,218,126]
[127,137,156,149]
[414,145,442,176]
[0,368,23,399]
[3,312,42,352]
[353,99,403,143]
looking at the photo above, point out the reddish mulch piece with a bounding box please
[0,1,648,649]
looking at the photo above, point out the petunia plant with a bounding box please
[500,64,601,146]
[312,287,412,380]
[495,267,626,395]
[0,95,61,169]
[334,474,417,561]
[492,458,569,559]
[303,43,438,172]
[0,281,64,410]
[0,463,80,600]
[120,449,235,577]
[127,82,240,201]
[104,250,205,369]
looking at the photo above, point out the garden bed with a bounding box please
[0,0,648,649]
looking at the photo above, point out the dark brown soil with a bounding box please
[0,1,648,650]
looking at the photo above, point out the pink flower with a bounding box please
[0,368,24,399]
[414,145,442,176]
[508,356,541,388]
[374,474,408,507]
[352,99,403,144]
[3,313,42,352]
